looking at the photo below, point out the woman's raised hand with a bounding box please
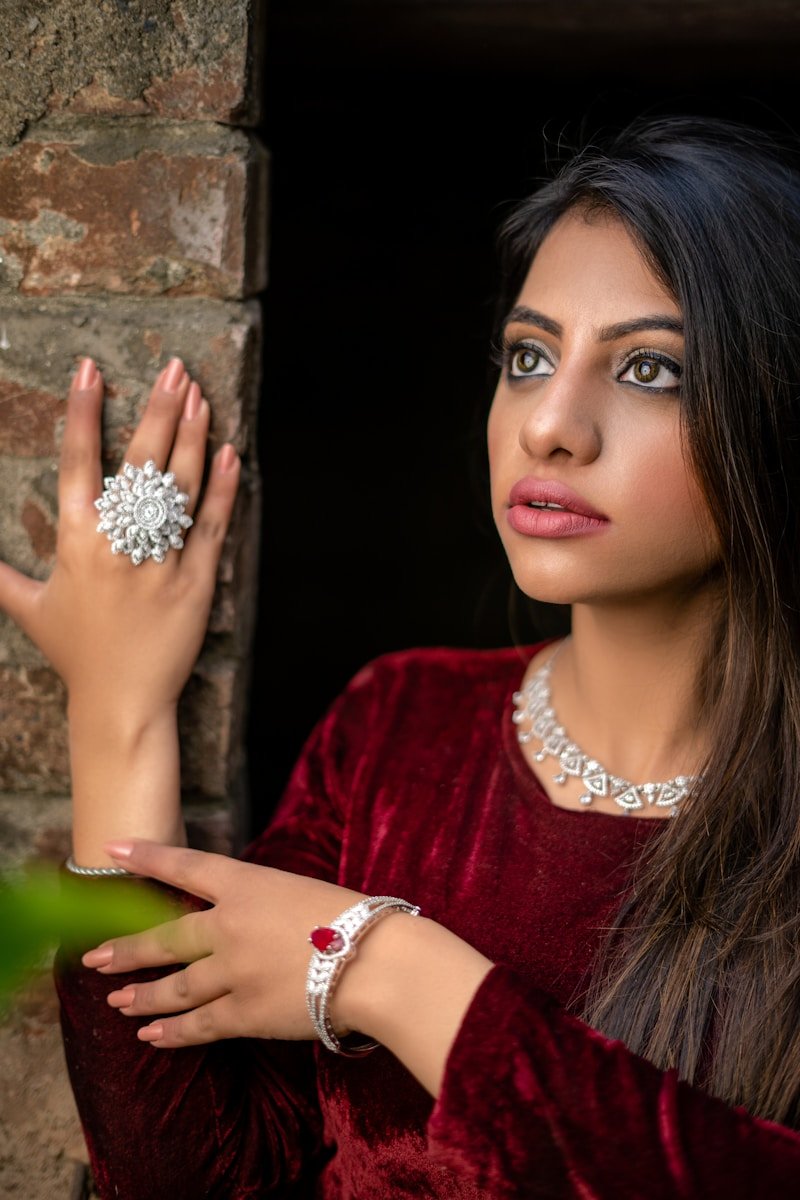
[0,356,241,862]
[0,356,240,720]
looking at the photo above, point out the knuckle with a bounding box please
[192,512,226,543]
[197,1006,216,1036]
[170,849,197,893]
[148,389,184,415]
[154,924,179,960]
[59,444,93,474]
[174,968,190,1000]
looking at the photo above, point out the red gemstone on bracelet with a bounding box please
[310,926,344,953]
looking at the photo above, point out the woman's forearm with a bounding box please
[68,700,186,867]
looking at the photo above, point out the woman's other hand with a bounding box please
[81,839,494,1098]
[82,839,370,1046]
[0,356,240,720]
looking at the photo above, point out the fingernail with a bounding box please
[75,357,98,391]
[102,840,134,860]
[183,382,201,421]
[138,1024,163,1042]
[219,444,238,473]
[83,945,113,967]
[162,357,185,392]
[107,987,136,1008]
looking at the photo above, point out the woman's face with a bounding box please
[487,209,720,607]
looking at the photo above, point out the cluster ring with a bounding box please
[94,459,193,565]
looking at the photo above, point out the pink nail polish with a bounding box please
[75,357,98,390]
[138,1024,163,1042]
[108,987,136,1008]
[183,382,201,421]
[83,945,113,967]
[219,444,238,473]
[102,840,134,860]
[162,357,185,392]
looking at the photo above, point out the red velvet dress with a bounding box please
[55,645,800,1198]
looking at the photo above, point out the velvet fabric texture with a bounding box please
[55,644,800,1198]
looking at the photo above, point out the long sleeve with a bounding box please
[54,675,363,1200]
[427,964,800,1199]
[58,643,800,1199]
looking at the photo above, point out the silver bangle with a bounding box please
[64,854,132,877]
[306,895,421,1056]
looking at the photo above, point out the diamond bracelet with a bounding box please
[306,895,421,1056]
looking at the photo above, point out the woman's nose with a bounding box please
[517,367,602,464]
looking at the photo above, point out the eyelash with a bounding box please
[489,336,683,393]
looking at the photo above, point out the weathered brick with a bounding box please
[0,0,263,146]
[0,665,70,792]
[0,121,269,298]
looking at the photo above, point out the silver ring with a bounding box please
[94,459,193,565]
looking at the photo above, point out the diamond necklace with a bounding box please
[512,642,698,817]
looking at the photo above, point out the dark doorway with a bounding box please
[249,2,800,834]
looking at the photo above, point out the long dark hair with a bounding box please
[493,115,800,1125]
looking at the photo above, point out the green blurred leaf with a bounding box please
[0,865,178,1003]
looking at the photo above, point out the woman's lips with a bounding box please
[506,477,610,539]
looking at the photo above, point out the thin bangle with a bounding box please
[64,854,132,877]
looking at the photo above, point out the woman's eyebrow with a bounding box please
[502,305,684,341]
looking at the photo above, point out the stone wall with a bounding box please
[0,3,266,1194]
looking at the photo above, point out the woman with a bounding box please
[4,114,800,1197]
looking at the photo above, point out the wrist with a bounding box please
[68,702,184,867]
[332,913,491,1039]
[67,696,177,741]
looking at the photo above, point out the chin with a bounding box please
[509,568,591,608]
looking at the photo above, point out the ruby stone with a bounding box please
[310,926,344,953]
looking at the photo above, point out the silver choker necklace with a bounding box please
[512,643,698,817]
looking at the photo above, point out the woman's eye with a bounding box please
[508,345,552,378]
[619,353,682,391]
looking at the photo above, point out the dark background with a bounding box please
[246,0,800,836]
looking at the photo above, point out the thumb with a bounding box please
[0,559,43,641]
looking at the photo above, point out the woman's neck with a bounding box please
[552,593,719,784]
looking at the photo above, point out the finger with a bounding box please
[165,384,210,516]
[101,839,230,902]
[121,358,191,473]
[58,357,104,513]
[107,956,226,1017]
[137,995,243,1048]
[0,560,42,636]
[82,910,210,973]
[180,443,240,579]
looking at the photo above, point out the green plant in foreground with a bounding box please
[0,865,178,1006]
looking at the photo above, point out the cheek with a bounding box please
[486,403,511,492]
[628,435,718,560]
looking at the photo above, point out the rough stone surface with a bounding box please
[0,120,269,298]
[0,0,264,146]
[0,971,90,1200]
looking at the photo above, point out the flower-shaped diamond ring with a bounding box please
[94,459,193,565]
